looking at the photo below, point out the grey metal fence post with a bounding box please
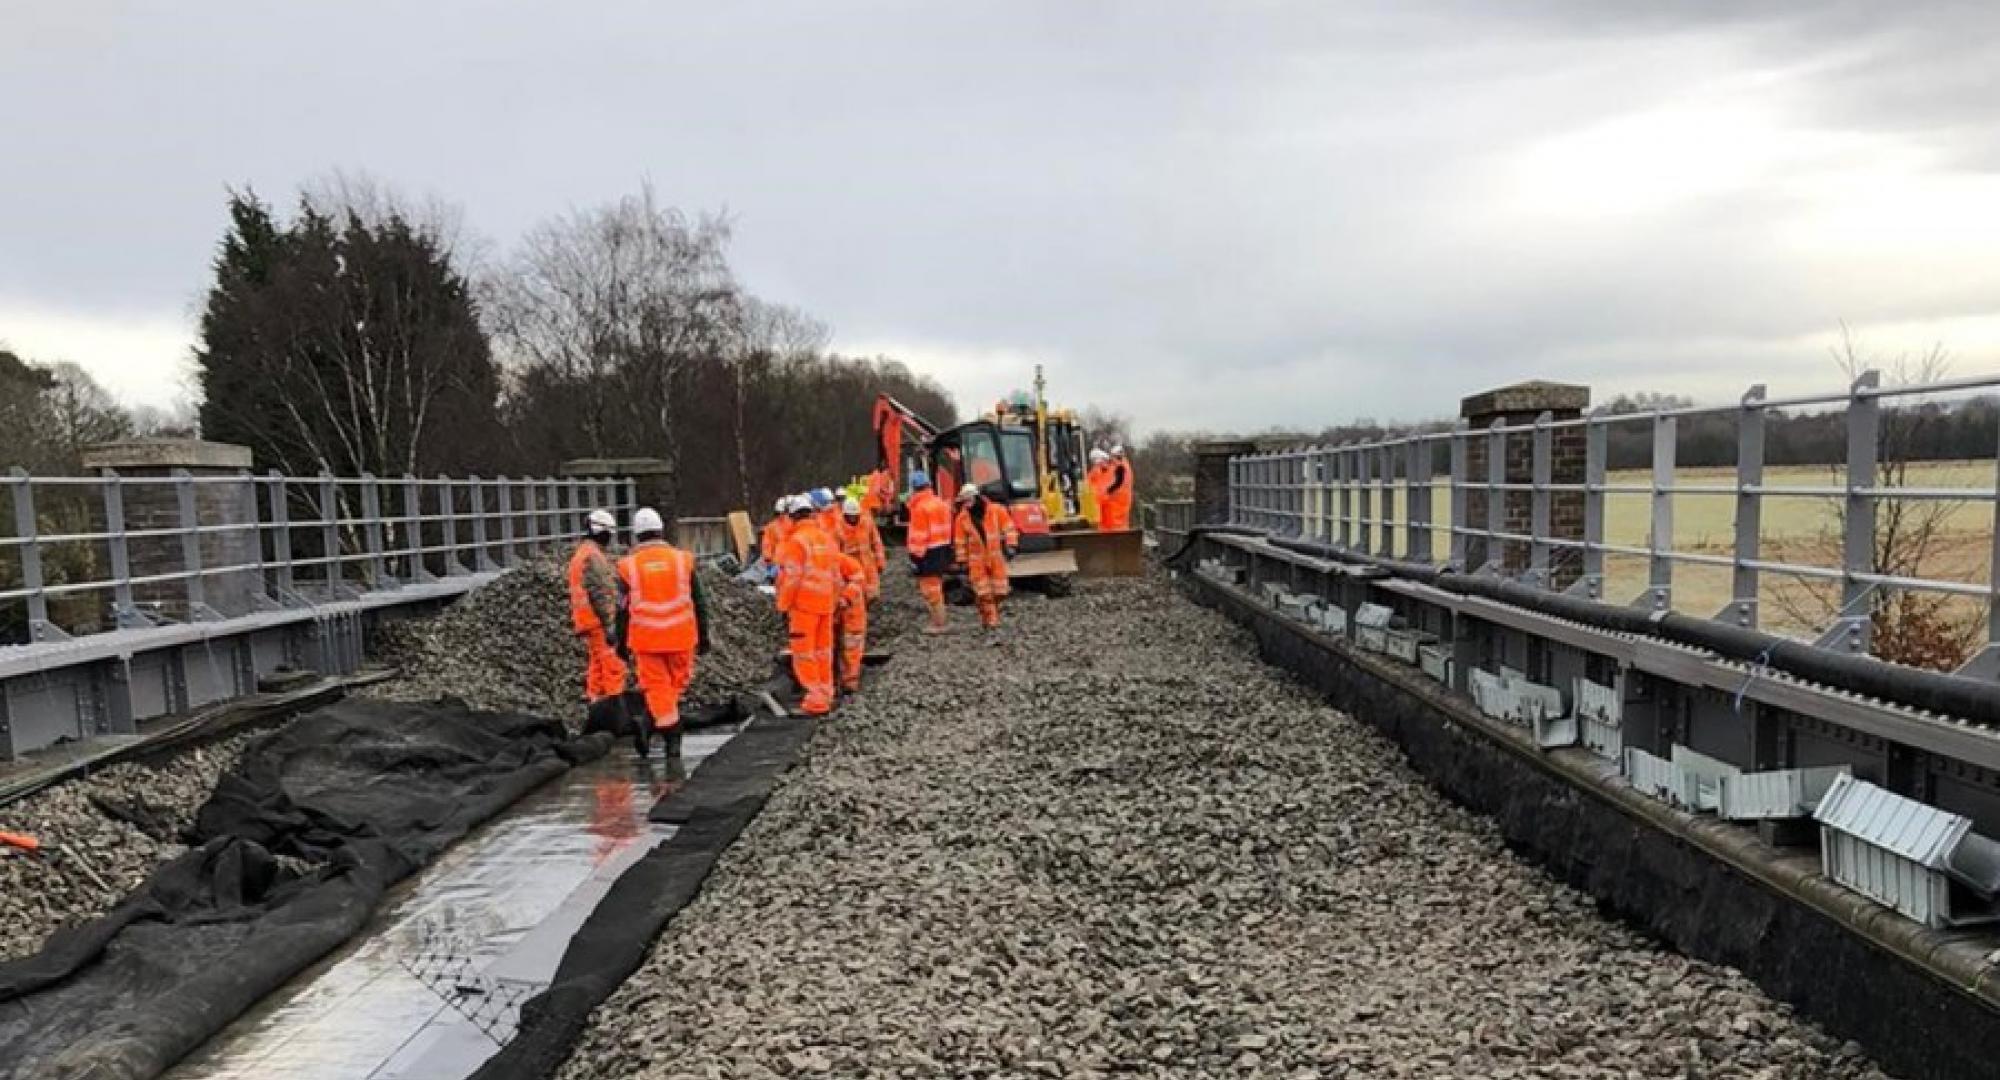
[1407,438,1432,562]
[267,472,294,598]
[402,475,432,583]
[1644,413,1677,612]
[468,475,493,572]
[1962,421,2000,678]
[1530,412,1553,587]
[1376,444,1395,559]
[175,468,209,617]
[360,473,387,588]
[9,469,51,639]
[102,470,140,627]
[1828,370,1881,653]
[1726,386,1767,627]
[523,479,540,555]
[318,474,340,593]
[496,476,516,567]
[1356,444,1375,555]
[438,475,463,576]
[1448,422,1469,568]
[1573,420,1606,599]
[1484,420,1506,574]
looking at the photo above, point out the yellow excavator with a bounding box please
[870,366,1144,581]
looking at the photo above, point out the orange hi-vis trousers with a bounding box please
[917,576,946,626]
[580,629,629,702]
[838,598,868,691]
[788,609,835,713]
[631,651,694,730]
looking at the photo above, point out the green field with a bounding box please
[1304,460,1996,638]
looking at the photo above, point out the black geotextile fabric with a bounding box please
[471,712,816,1080]
[0,697,603,1080]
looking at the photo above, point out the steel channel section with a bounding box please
[1484,421,1505,573]
[1839,372,1883,654]
[1646,414,1676,612]
[1730,387,1767,628]
[1531,414,1552,586]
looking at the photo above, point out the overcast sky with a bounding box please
[3,2,1997,433]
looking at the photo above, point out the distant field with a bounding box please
[1303,460,1996,638]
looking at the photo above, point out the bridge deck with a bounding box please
[551,575,1892,1079]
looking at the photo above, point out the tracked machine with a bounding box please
[869,366,1145,588]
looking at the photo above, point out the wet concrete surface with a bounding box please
[163,724,742,1080]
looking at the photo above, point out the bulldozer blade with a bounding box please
[1052,529,1145,577]
[1005,550,1079,579]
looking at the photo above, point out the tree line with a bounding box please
[193,179,955,519]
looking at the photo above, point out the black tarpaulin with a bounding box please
[0,698,600,1080]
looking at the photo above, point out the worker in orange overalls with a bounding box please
[904,470,954,633]
[568,509,629,732]
[775,495,840,715]
[863,467,895,514]
[954,483,1019,630]
[839,496,885,601]
[616,507,709,759]
[835,548,868,694]
[1102,446,1134,531]
[759,496,793,569]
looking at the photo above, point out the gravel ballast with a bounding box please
[555,570,1896,1079]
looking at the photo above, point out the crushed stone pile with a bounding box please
[370,557,784,718]
[554,569,1895,1079]
[0,731,257,963]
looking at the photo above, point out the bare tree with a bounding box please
[42,362,132,467]
[1769,327,1982,669]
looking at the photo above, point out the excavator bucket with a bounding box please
[1006,549,1079,580]
[1052,528,1145,577]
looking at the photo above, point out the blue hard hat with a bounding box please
[810,487,835,509]
[909,469,931,489]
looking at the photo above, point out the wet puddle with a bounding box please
[164,725,740,1080]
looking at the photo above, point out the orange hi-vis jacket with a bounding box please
[618,541,698,652]
[864,469,895,513]
[760,516,793,561]
[836,551,866,608]
[567,540,620,634]
[840,515,885,573]
[776,520,842,616]
[954,501,1018,584]
[905,490,953,559]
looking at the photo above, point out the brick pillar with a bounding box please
[81,439,260,619]
[1193,440,1256,526]
[1459,382,1589,587]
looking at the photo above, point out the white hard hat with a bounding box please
[1111,444,1126,457]
[587,509,616,533]
[957,484,978,502]
[632,507,665,535]
[1089,448,1109,464]
[843,497,862,516]
[787,495,813,515]
[774,497,787,514]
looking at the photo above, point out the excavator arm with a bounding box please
[872,394,939,507]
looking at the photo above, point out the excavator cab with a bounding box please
[927,423,1076,581]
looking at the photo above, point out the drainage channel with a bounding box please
[161,724,743,1080]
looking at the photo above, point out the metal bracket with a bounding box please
[1813,584,1877,654]
[112,604,159,630]
[1714,597,1757,628]
[186,602,227,624]
[1564,574,1603,601]
[28,619,72,644]
[1628,585,1670,613]
[1958,645,2000,681]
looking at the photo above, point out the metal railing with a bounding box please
[2,469,637,647]
[1227,372,2000,672]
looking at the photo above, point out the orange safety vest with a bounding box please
[1107,459,1135,514]
[776,521,841,616]
[954,501,1019,569]
[618,541,698,652]
[864,469,895,513]
[836,551,866,607]
[567,540,617,634]
[905,490,953,557]
[760,516,793,560]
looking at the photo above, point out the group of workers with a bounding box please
[567,507,709,760]
[758,487,886,717]
[1087,445,1135,532]
[566,445,1134,748]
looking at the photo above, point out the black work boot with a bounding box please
[664,726,683,760]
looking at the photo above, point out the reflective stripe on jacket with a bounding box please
[905,490,953,557]
[618,542,698,652]
[776,521,842,616]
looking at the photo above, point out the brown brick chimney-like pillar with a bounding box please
[1459,381,1589,588]
[1193,440,1256,526]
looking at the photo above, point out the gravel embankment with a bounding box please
[556,570,1894,1079]
[0,732,256,962]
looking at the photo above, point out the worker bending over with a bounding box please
[775,495,840,715]
[759,496,793,567]
[567,509,629,731]
[616,507,710,759]
[839,496,886,601]
[904,470,954,633]
[835,548,868,693]
[954,484,1019,630]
